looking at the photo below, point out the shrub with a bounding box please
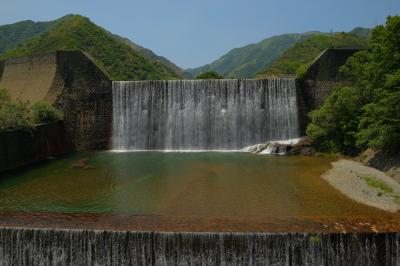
[31,101,62,124]
[0,101,33,132]
[0,89,62,132]
[0,88,10,106]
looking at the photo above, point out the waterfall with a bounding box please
[0,228,399,265]
[112,79,300,151]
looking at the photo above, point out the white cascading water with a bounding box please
[112,79,300,151]
[0,228,398,265]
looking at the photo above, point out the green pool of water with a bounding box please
[0,152,384,218]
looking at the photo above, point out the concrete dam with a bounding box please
[1,49,383,266]
[112,79,300,151]
[0,49,361,152]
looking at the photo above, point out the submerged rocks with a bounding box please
[242,137,316,156]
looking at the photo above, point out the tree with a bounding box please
[307,16,400,154]
[307,86,363,155]
[195,71,224,79]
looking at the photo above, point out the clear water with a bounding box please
[0,152,385,218]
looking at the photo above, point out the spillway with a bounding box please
[112,79,300,151]
[0,228,399,265]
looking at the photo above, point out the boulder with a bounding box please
[242,137,316,156]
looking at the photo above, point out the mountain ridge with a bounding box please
[186,32,326,78]
[187,28,371,79]
[0,15,183,80]
[257,29,371,78]
[0,15,73,54]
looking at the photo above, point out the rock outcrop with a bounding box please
[242,137,315,156]
[360,149,400,183]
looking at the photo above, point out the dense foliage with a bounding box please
[0,89,61,132]
[31,101,62,124]
[0,15,181,81]
[0,15,71,54]
[258,30,370,78]
[307,16,400,155]
[195,71,224,79]
[113,34,186,78]
[187,32,321,79]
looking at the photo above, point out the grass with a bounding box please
[361,175,394,193]
[360,176,400,204]
[360,175,400,204]
[393,195,400,204]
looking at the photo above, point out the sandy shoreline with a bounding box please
[322,159,400,213]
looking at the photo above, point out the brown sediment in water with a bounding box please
[2,153,400,235]
[0,211,399,233]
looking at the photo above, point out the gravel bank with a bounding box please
[322,159,400,213]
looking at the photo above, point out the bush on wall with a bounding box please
[0,88,62,133]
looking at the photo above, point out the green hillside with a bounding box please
[111,34,186,78]
[257,30,370,78]
[0,15,182,80]
[186,32,322,78]
[0,15,73,54]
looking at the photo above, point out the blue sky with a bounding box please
[0,0,399,68]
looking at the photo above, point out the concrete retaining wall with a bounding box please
[0,121,73,173]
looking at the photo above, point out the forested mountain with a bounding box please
[257,29,371,78]
[0,15,183,80]
[111,34,187,78]
[0,15,73,54]
[186,32,322,78]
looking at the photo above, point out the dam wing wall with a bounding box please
[0,51,113,151]
[0,53,58,103]
[297,48,363,132]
